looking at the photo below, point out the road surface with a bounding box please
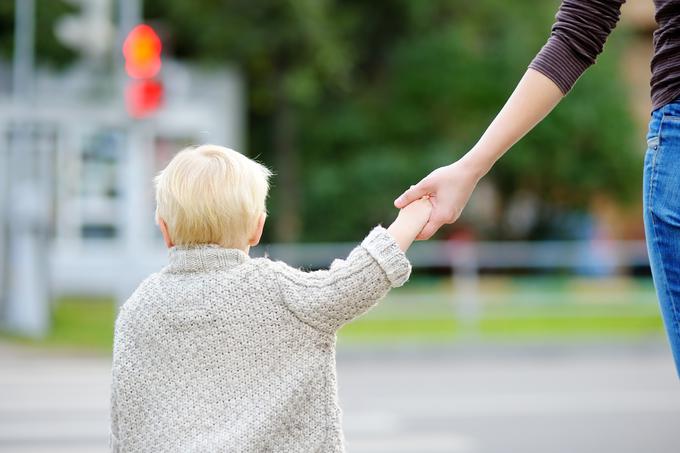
[0,341,678,453]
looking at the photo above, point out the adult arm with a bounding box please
[395,0,626,239]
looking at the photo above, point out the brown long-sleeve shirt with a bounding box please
[529,0,680,110]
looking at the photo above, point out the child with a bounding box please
[110,144,431,452]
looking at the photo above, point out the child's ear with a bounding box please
[158,218,175,248]
[248,213,266,247]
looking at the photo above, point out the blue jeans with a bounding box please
[644,100,680,378]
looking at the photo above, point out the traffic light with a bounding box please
[122,24,163,118]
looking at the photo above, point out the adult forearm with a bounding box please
[394,69,566,240]
[459,68,564,178]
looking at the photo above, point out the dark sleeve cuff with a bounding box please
[528,35,593,95]
[361,226,412,287]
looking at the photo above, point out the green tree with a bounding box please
[297,0,640,240]
[0,1,76,68]
[146,0,352,242]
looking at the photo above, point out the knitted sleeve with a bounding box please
[528,0,625,95]
[269,226,411,333]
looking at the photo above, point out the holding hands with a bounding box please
[394,159,481,240]
[386,196,432,251]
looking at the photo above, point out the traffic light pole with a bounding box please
[3,0,50,338]
[117,0,141,62]
[13,0,35,98]
[116,0,148,309]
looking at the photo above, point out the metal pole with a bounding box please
[1,0,35,313]
[116,0,142,106]
[13,0,35,101]
[116,0,145,308]
[117,0,142,66]
[0,132,7,319]
[4,0,50,337]
[451,242,481,337]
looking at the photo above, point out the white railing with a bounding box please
[254,239,651,326]
[256,239,650,270]
[48,239,651,306]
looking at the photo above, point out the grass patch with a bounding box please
[338,313,664,344]
[51,297,115,350]
[478,314,663,337]
[1,297,115,352]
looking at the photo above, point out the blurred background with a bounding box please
[0,0,678,452]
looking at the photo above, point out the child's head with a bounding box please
[154,144,272,250]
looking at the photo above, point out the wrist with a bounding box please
[390,215,411,237]
[387,217,418,251]
[458,147,494,180]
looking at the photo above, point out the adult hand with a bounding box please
[393,159,481,240]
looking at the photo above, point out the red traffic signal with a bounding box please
[123,24,163,118]
[125,79,163,119]
[122,24,162,79]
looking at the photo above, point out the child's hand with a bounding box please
[387,196,432,251]
[396,196,432,232]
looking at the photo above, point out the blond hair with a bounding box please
[154,144,272,248]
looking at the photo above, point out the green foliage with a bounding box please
[22,0,642,241]
[145,0,351,111]
[0,0,77,67]
[498,33,642,211]
[295,0,640,240]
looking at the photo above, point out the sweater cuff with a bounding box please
[528,35,592,95]
[361,226,411,287]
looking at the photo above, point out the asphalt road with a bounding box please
[1,341,678,453]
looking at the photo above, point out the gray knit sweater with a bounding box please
[110,226,411,452]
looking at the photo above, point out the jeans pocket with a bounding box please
[647,113,680,150]
[647,113,680,218]
[647,135,660,150]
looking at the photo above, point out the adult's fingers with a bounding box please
[416,220,442,241]
[394,183,429,209]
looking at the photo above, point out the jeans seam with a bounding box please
[647,113,664,211]
[647,146,659,215]
[648,211,680,340]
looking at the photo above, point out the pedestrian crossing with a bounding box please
[1,343,678,453]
